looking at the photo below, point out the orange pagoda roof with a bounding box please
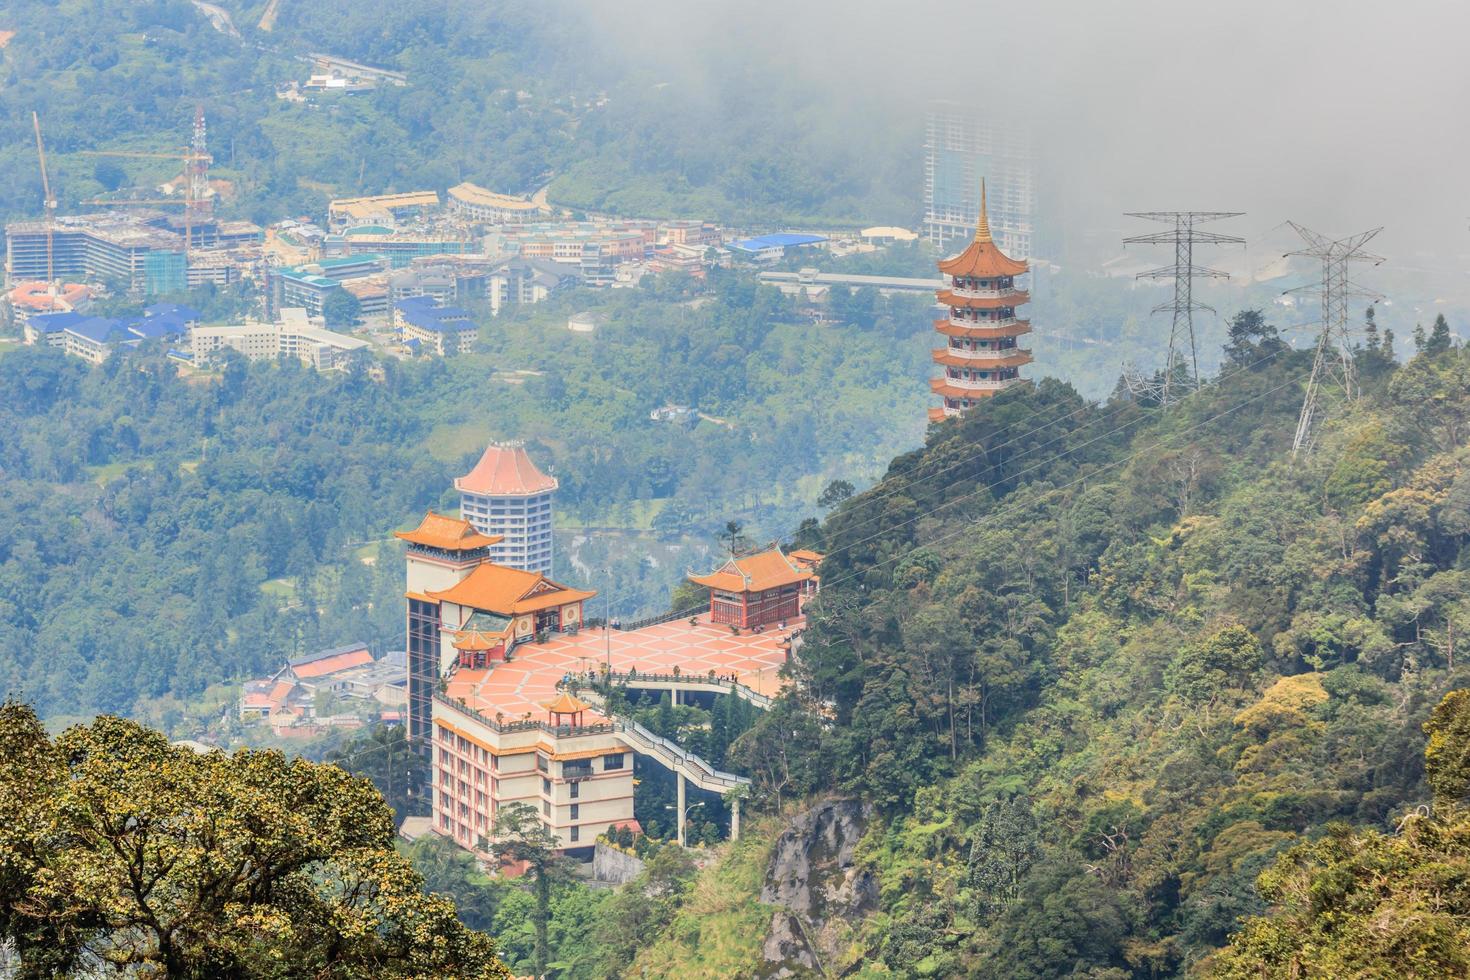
[937,180,1029,279]
[395,511,502,551]
[932,350,1033,369]
[930,379,1009,399]
[544,692,591,715]
[936,288,1030,310]
[452,628,509,650]
[689,547,814,594]
[934,318,1033,339]
[430,562,595,615]
[455,442,558,496]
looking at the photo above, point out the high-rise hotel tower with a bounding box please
[455,442,557,575]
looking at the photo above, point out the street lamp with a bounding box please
[604,568,613,675]
[666,800,704,844]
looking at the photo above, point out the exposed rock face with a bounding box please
[759,798,875,976]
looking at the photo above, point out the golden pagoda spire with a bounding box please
[973,178,993,244]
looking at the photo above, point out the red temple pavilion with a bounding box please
[688,547,820,629]
[929,180,1034,422]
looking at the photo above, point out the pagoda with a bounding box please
[929,180,1033,422]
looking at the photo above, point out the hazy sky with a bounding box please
[579,0,1470,292]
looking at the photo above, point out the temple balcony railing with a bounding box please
[937,346,1032,361]
[937,375,1021,391]
[944,284,1021,300]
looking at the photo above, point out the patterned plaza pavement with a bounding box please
[443,613,800,722]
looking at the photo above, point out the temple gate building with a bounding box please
[455,442,558,574]
[929,181,1034,422]
[687,547,820,630]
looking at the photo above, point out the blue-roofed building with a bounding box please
[725,232,829,262]
[24,311,87,348]
[393,295,478,356]
[63,317,133,364]
[129,303,200,342]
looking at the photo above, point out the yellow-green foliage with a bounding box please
[626,819,781,979]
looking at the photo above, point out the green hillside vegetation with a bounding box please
[0,272,927,726]
[0,0,914,228]
[627,310,1470,976]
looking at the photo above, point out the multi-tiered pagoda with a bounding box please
[928,181,1033,422]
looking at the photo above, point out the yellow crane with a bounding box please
[80,147,213,254]
[32,111,57,285]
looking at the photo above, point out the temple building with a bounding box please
[929,180,1034,422]
[687,547,821,630]
[456,442,558,574]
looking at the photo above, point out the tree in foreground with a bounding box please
[0,701,510,979]
[489,801,566,979]
[1205,688,1470,978]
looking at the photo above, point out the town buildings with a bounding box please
[455,443,558,574]
[929,183,1034,421]
[189,308,368,371]
[394,295,478,356]
[327,191,439,232]
[23,302,198,363]
[923,101,1036,258]
[446,182,549,225]
[239,642,405,737]
[486,257,578,315]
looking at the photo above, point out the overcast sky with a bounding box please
[580,0,1470,297]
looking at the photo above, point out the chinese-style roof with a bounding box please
[395,511,502,551]
[430,562,595,615]
[455,442,558,497]
[290,643,374,678]
[937,180,1029,279]
[787,549,824,566]
[934,318,1034,339]
[452,628,509,650]
[931,349,1034,369]
[935,288,1030,310]
[688,547,814,594]
[544,692,591,715]
[930,379,1011,399]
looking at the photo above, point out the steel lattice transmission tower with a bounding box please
[1286,222,1384,455]
[1122,212,1245,405]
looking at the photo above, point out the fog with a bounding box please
[574,0,1470,302]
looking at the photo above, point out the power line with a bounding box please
[1284,222,1385,456]
[1122,211,1246,405]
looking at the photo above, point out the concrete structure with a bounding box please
[487,257,578,315]
[401,512,803,856]
[268,256,387,317]
[327,192,437,232]
[323,230,472,268]
[455,443,557,574]
[929,183,1033,421]
[446,182,548,225]
[492,222,650,286]
[190,308,369,371]
[758,268,945,297]
[567,311,604,333]
[7,280,91,318]
[924,101,1035,258]
[24,303,196,362]
[308,53,408,89]
[394,295,478,356]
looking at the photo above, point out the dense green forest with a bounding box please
[0,0,914,227]
[594,310,1470,976]
[0,271,929,726]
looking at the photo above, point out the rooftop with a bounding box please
[395,511,502,552]
[688,546,815,594]
[428,563,595,616]
[456,442,558,497]
[448,182,544,211]
[443,613,799,720]
[727,233,828,253]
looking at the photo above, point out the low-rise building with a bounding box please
[446,182,549,225]
[190,308,369,371]
[487,257,578,315]
[327,192,437,232]
[394,295,478,356]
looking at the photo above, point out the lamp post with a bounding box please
[665,799,704,847]
[604,568,613,675]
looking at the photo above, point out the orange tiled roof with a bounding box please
[935,288,1030,310]
[395,511,502,551]
[430,562,595,614]
[934,318,1033,339]
[544,692,591,714]
[688,547,813,594]
[452,628,509,650]
[931,349,1033,369]
[787,549,824,566]
[930,379,1009,399]
[937,180,1029,279]
[292,648,374,678]
[455,443,558,496]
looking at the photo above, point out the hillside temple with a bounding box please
[402,506,821,858]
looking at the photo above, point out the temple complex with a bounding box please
[929,180,1034,422]
[687,546,820,629]
[402,512,820,858]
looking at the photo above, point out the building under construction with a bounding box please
[5,211,262,295]
[923,101,1036,258]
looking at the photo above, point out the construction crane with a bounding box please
[81,144,213,253]
[32,111,58,285]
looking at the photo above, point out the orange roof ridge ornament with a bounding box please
[973,179,993,244]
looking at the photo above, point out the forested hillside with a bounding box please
[0,0,914,227]
[0,273,928,726]
[638,310,1470,976]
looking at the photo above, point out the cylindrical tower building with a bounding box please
[928,180,1034,422]
[455,441,558,574]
